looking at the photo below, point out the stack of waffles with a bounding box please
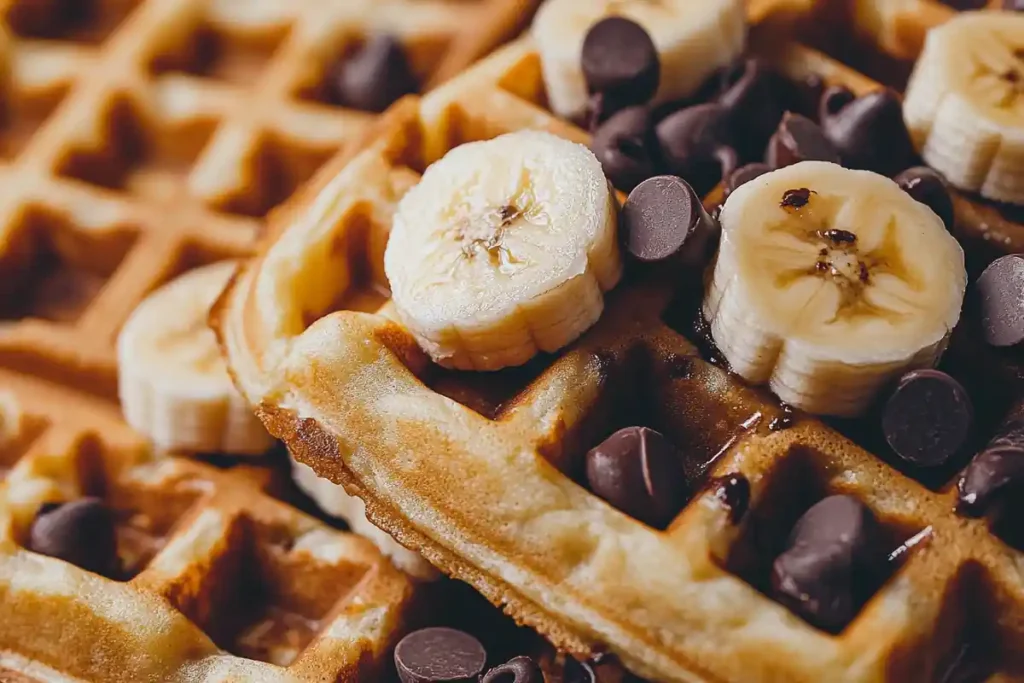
[214,0,1024,682]
[0,0,544,681]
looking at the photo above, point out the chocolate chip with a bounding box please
[394,628,487,683]
[481,656,543,683]
[723,163,771,199]
[942,0,992,7]
[715,58,787,158]
[975,255,1024,347]
[958,401,1024,517]
[655,103,739,194]
[7,0,93,37]
[329,35,417,112]
[771,496,883,633]
[591,107,658,191]
[712,474,750,524]
[822,228,856,244]
[781,188,813,208]
[582,17,660,108]
[894,167,955,232]
[28,498,119,577]
[819,87,917,176]
[621,175,719,266]
[882,369,973,468]
[765,113,841,169]
[1004,0,1024,10]
[585,426,687,528]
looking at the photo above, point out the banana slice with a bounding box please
[532,0,747,120]
[703,161,966,417]
[118,262,274,455]
[290,457,441,580]
[384,131,621,371]
[903,11,1024,205]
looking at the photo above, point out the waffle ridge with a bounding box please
[216,2,1024,682]
[0,0,542,680]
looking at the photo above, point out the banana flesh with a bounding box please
[532,0,747,120]
[118,262,274,455]
[703,161,966,417]
[384,131,621,372]
[903,11,1024,205]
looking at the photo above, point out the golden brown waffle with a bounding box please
[0,368,416,682]
[215,3,1024,679]
[0,0,539,403]
[0,0,548,680]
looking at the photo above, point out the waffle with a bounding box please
[0,367,417,682]
[0,0,545,680]
[215,6,1024,683]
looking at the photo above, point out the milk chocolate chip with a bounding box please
[819,86,917,176]
[765,113,841,169]
[28,498,119,577]
[394,628,487,683]
[883,369,973,467]
[582,17,660,110]
[591,106,659,191]
[655,103,739,193]
[585,426,687,528]
[894,166,955,232]
[958,400,1024,518]
[329,35,418,112]
[771,495,883,633]
[975,254,1024,348]
[621,175,719,266]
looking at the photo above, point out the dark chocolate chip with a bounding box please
[582,17,660,107]
[975,254,1024,347]
[481,656,544,683]
[6,0,93,37]
[394,628,487,683]
[585,426,687,528]
[882,369,973,467]
[712,474,750,524]
[724,163,771,199]
[819,87,917,176]
[28,498,119,577]
[621,175,719,266]
[894,166,955,232]
[655,103,739,194]
[765,112,841,169]
[781,187,813,208]
[715,58,787,158]
[591,107,659,191]
[790,73,826,120]
[958,401,1024,517]
[329,35,417,112]
[771,495,882,633]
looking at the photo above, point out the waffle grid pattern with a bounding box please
[0,0,542,680]
[217,9,1024,683]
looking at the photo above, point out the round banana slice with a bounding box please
[118,261,274,455]
[703,161,966,417]
[904,11,1024,204]
[384,131,621,371]
[532,0,747,120]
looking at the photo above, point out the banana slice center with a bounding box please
[447,201,547,275]
[973,38,1024,110]
[769,189,917,325]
